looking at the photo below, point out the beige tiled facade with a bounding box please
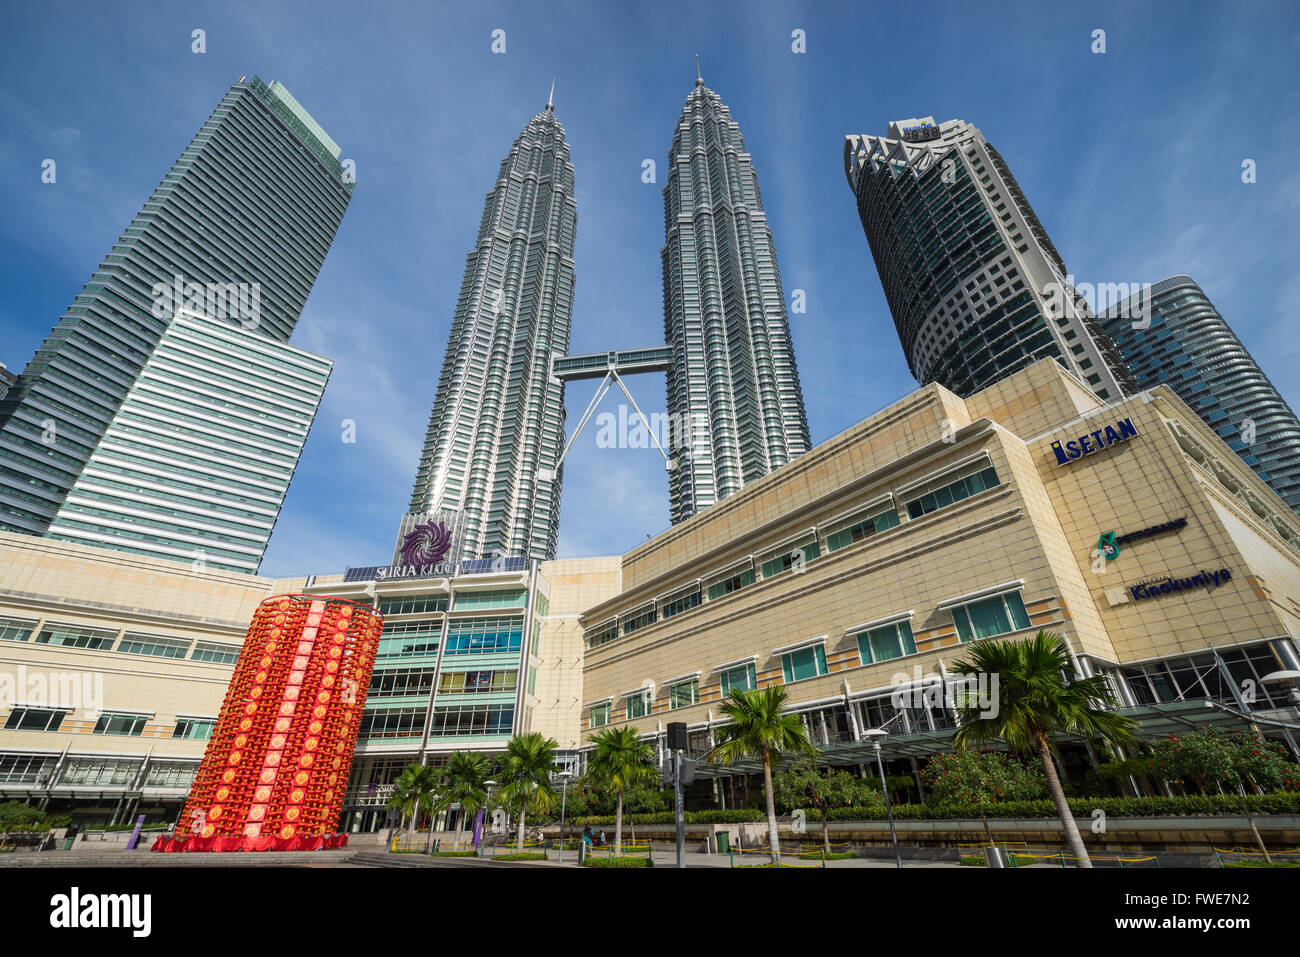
[577,360,1300,756]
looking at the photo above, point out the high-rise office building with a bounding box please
[44,310,332,573]
[1100,275,1300,511]
[661,71,811,524]
[0,364,15,403]
[844,117,1132,400]
[0,76,352,567]
[408,92,576,561]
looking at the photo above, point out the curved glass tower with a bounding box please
[844,117,1132,400]
[662,73,811,523]
[408,95,576,560]
[1100,275,1300,511]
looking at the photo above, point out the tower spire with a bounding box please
[547,77,555,110]
[695,54,702,85]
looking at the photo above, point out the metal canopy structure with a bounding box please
[684,699,1294,779]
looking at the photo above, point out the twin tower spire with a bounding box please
[408,66,810,561]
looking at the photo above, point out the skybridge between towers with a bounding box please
[540,346,677,482]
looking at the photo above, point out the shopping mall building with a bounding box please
[576,359,1300,804]
[2,359,1299,826]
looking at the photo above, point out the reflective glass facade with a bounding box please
[662,76,811,523]
[0,77,352,552]
[408,101,576,561]
[844,117,1132,399]
[1100,275,1300,512]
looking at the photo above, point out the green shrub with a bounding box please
[581,854,653,868]
[493,852,547,861]
[432,850,479,857]
[797,851,855,860]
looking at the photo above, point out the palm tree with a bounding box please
[951,630,1137,868]
[385,762,440,850]
[587,727,658,855]
[706,686,816,864]
[496,732,559,852]
[436,751,491,850]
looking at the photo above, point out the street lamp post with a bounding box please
[479,780,497,858]
[557,770,574,864]
[864,729,902,869]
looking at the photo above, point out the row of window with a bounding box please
[0,616,239,664]
[588,588,1033,728]
[2,708,213,739]
[587,460,1003,648]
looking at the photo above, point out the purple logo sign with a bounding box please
[400,520,453,567]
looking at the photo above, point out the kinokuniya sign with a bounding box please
[1129,568,1231,602]
[1051,417,1139,465]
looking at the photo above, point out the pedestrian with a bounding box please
[600,830,607,846]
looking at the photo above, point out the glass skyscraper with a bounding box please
[0,76,351,568]
[44,310,333,573]
[844,117,1132,400]
[661,73,811,524]
[1100,275,1300,511]
[408,94,576,561]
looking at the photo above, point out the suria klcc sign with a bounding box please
[400,519,453,566]
[1051,417,1139,465]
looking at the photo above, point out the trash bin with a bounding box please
[63,825,80,851]
[716,831,730,854]
[983,845,1005,869]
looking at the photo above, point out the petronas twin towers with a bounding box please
[410,72,809,561]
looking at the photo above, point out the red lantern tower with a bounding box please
[160,595,382,851]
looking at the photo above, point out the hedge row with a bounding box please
[566,791,1300,827]
[581,855,653,868]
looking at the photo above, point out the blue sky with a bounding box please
[2,1,1298,577]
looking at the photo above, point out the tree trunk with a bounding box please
[980,807,996,849]
[762,748,781,864]
[516,802,527,852]
[1036,733,1090,868]
[615,794,624,855]
[423,806,432,854]
[821,804,831,856]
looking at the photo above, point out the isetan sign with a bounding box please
[1051,417,1139,465]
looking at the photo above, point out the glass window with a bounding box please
[437,670,517,694]
[34,623,117,650]
[453,589,527,611]
[3,707,67,732]
[377,594,449,616]
[626,690,650,719]
[760,540,821,579]
[825,508,901,552]
[589,702,611,728]
[905,464,1000,519]
[668,679,699,710]
[119,633,191,658]
[444,616,523,655]
[856,621,917,664]
[951,591,1031,642]
[781,645,828,682]
[173,718,214,740]
[0,616,38,643]
[706,568,756,600]
[622,606,657,636]
[719,663,756,696]
[191,641,240,664]
[660,589,702,619]
[587,622,618,648]
[93,713,148,736]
